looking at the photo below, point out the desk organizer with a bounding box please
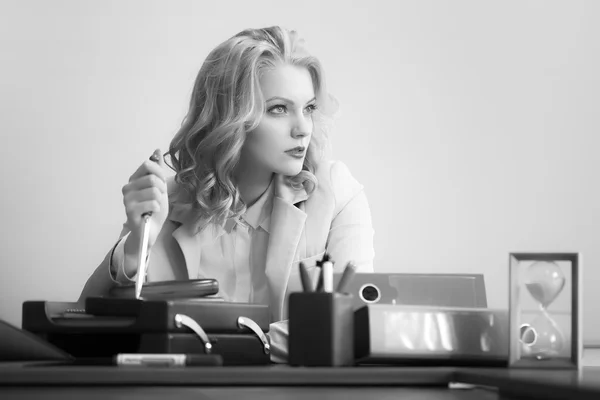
[354,305,510,366]
[21,298,271,366]
[288,292,354,367]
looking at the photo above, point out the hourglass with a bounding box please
[522,260,565,359]
[508,253,582,369]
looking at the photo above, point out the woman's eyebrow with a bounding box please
[266,96,316,105]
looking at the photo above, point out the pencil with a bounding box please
[322,254,334,293]
[336,261,357,293]
[299,262,313,292]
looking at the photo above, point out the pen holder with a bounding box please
[288,292,354,367]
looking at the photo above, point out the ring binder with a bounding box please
[174,314,213,354]
[237,317,270,355]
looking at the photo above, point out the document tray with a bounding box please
[22,299,270,334]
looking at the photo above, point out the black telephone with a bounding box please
[108,278,219,300]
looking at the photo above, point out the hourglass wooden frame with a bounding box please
[508,252,582,369]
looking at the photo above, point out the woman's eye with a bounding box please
[268,104,318,115]
[269,105,287,114]
[305,104,318,113]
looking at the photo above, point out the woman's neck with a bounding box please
[234,164,274,207]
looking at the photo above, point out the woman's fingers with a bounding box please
[122,174,167,196]
[128,149,167,183]
[127,200,162,217]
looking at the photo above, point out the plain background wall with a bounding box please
[1,0,599,343]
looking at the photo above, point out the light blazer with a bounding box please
[79,159,375,360]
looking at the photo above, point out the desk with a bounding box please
[456,367,600,400]
[0,386,499,400]
[0,363,496,400]
[1,363,599,400]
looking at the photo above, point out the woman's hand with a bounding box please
[121,149,169,277]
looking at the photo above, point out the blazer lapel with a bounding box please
[264,174,309,321]
[167,174,310,322]
[169,204,203,280]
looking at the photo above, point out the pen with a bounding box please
[57,353,223,367]
[315,254,325,292]
[135,151,161,300]
[299,262,313,292]
[115,353,222,367]
[322,253,334,293]
[335,261,357,293]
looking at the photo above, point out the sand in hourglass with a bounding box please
[523,263,566,359]
[525,281,563,308]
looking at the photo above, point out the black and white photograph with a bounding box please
[0,1,598,399]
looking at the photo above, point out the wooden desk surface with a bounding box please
[0,363,501,400]
[0,363,455,386]
[456,367,600,400]
[2,362,600,400]
[0,386,500,400]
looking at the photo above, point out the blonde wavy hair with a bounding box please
[165,26,339,232]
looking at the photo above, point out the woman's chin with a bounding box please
[277,159,304,176]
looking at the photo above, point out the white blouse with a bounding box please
[189,178,274,304]
[110,177,275,306]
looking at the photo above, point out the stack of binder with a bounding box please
[22,296,271,365]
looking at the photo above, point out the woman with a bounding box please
[79,26,375,363]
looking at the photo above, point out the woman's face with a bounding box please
[241,63,317,177]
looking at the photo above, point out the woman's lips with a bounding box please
[285,148,305,158]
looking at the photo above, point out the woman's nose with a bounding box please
[291,113,312,138]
